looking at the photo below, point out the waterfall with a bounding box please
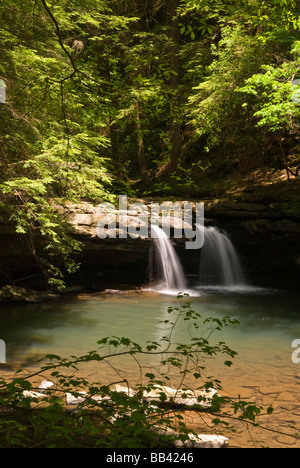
[150,225,186,292]
[148,224,246,294]
[198,226,245,287]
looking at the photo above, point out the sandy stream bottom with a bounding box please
[1,350,300,449]
[191,345,300,448]
[78,358,300,448]
[1,290,300,449]
[70,338,300,449]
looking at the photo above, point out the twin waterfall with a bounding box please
[150,225,246,293]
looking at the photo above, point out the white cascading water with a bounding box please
[198,225,245,287]
[150,225,186,292]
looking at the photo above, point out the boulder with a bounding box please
[142,385,218,408]
[0,285,59,303]
[154,426,229,448]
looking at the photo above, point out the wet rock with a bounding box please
[0,285,59,303]
[153,426,229,448]
[38,380,55,393]
[142,385,218,408]
[241,219,300,235]
[175,433,229,449]
[1,195,299,292]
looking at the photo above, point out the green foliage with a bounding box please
[1,0,300,287]
[185,24,268,166]
[0,0,117,286]
[238,41,300,175]
[239,61,300,132]
[180,0,300,173]
[0,297,282,448]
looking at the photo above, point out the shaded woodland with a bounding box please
[0,0,300,287]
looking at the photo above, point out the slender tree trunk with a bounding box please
[279,136,290,180]
[110,121,119,160]
[135,101,148,180]
[103,56,121,171]
[167,0,181,173]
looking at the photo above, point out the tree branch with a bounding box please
[40,0,78,80]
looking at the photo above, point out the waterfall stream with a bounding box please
[198,226,245,287]
[149,224,246,293]
[150,225,186,292]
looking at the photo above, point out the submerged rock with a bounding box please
[142,384,218,408]
[154,426,229,449]
[23,380,229,448]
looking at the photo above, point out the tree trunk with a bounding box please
[167,0,181,173]
[135,101,148,180]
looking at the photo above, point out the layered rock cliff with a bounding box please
[0,179,299,294]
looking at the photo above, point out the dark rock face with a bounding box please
[203,200,300,289]
[56,199,300,291]
[71,236,151,291]
[0,198,299,293]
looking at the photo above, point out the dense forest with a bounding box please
[1,0,300,450]
[0,0,299,288]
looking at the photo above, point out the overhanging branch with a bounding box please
[40,0,78,81]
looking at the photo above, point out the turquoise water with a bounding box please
[1,287,300,386]
[1,285,300,449]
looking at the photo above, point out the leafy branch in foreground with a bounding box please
[0,296,296,448]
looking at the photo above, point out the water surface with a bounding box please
[1,287,299,381]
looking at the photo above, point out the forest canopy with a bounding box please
[0,0,299,286]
